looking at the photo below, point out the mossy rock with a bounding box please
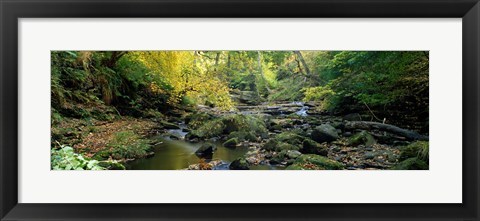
[270,124,283,131]
[186,112,214,129]
[400,141,429,161]
[221,114,267,135]
[141,109,164,119]
[227,131,257,142]
[286,154,345,170]
[262,139,301,152]
[269,151,287,164]
[301,139,328,156]
[277,142,301,151]
[195,142,217,159]
[186,119,225,139]
[275,131,306,146]
[223,138,239,148]
[229,158,250,170]
[263,139,278,151]
[161,121,181,129]
[286,150,302,159]
[311,124,339,143]
[187,114,267,140]
[348,131,376,147]
[391,157,428,170]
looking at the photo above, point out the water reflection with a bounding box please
[127,139,249,170]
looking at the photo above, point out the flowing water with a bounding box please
[127,102,308,170]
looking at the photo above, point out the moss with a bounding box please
[348,131,376,146]
[287,154,344,170]
[221,114,267,135]
[263,139,278,151]
[195,142,217,158]
[160,121,180,129]
[223,138,239,148]
[301,139,328,156]
[286,164,311,170]
[142,108,164,119]
[187,119,225,139]
[262,139,301,152]
[400,141,429,161]
[270,124,283,131]
[227,131,257,142]
[275,132,305,146]
[187,114,267,140]
[391,157,428,170]
[186,112,214,129]
[51,109,63,125]
[269,151,287,164]
[229,158,250,170]
[105,131,152,160]
[277,142,301,151]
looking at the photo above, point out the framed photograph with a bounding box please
[1,0,479,220]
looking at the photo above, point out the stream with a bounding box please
[127,102,309,170]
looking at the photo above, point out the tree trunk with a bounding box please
[344,121,428,141]
[214,52,221,71]
[106,51,127,68]
[257,51,271,92]
[294,51,311,76]
[227,53,231,69]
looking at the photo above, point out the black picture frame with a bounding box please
[1,0,479,220]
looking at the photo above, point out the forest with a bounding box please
[51,51,429,170]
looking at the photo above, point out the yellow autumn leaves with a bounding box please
[133,51,234,110]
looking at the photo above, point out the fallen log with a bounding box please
[344,121,428,141]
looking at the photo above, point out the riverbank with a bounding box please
[52,101,428,170]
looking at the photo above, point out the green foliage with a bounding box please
[268,77,305,101]
[303,85,335,102]
[391,157,429,170]
[186,112,214,129]
[312,52,428,115]
[105,131,151,160]
[302,85,335,109]
[400,141,429,161]
[51,145,105,170]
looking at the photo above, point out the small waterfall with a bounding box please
[294,102,309,117]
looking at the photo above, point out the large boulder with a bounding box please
[188,114,267,141]
[301,139,328,156]
[286,154,344,170]
[195,143,217,158]
[262,139,301,152]
[286,150,302,159]
[311,124,339,143]
[269,150,302,165]
[348,131,376,147]
[223,138,239,148]
[229,158,250,170]
[227,131,257,142]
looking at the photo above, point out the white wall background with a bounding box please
[19,18,462,203]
